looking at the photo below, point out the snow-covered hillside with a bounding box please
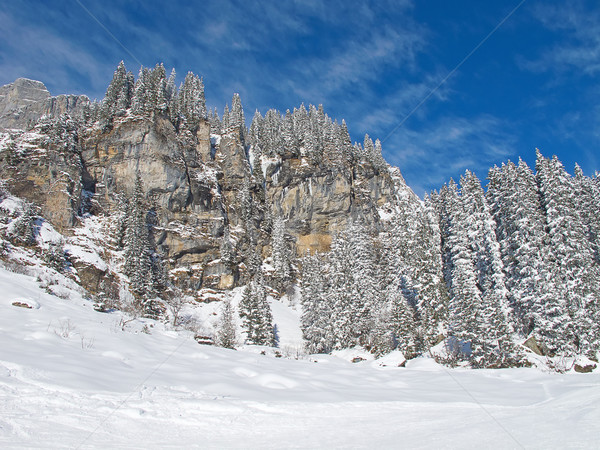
[1,266,599,449]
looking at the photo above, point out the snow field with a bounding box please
[0,266,599,449]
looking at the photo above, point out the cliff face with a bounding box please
[0,77,420,295]
[0,78,89,131]
[263,151,396,255]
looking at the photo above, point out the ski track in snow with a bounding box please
[0,267,599,449]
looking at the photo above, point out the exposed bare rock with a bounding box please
[0,78,50,116]
[0,77,415,294]
[0,130,86,233]
[0,78,89,131]
[574,363,596,373]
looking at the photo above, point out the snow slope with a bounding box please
[1,266,599,449]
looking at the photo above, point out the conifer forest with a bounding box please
[1,62,599,370]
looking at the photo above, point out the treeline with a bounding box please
[15,63,600,367]
[299,151,600,366]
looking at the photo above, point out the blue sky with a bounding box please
[1,0,599,195]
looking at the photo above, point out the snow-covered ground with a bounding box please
[1,266,599,449]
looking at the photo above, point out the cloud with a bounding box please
[524,3,600,75]
[382,114,517,196]
[355,71,451,138]
[0,10,114,98]
[291,25,425,97]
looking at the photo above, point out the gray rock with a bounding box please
[0,78,89,130]
[0,78,422,295]
[574,363,596,373]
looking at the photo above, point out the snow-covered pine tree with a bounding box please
[221,104,230,133]
[229,93,245,135]
[209,108,221,135]
[100,61,133,124]
[132,66,150,116]
[117,70,134,116]
[123,174,157,317]
[459,171,518,366]
[536,150,600,356]
[239,272,275,346]
[337,120,354,164]
[220,225,235,269]
[382,179,448,353]
[487,159,558,348]
[325,223,381,349]
[300,252,334,353]
[261,109,282,156]
[362,135,387,171]
[281,110,297,155]
[368,304,396,357]
[165,68,177,104]
[148,63,167,115]
[346,222,381,347]
[249,110,263,148]
[7,201,37,245]
[573,164,600,266]
[443,186,483,361]
[419,193,450,344]
[328,231,356,349]
[271,214,291,283]
[216,300,237,349]
[292,104,310,156]
[387,279,419,358]
[307,105,324,164]
[433,179,459,292]
[180,72,207,132]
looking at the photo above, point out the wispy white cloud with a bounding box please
[0,10,114,98]
[293,26,425,96]
[383,114,517,196]
[355,71,451,138]
[524,2,600,75]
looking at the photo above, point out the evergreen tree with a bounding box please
[387,280,419,358]
[100,61,133,124]
[573,164,600,266]
[216,300,237,349]
[132,66,150,116]
[249,110,263,147]
[209,108,221,134]
[123,175,157,317]
[229,93,245,134]
[221,104,230,133]
[328,232,356,348]
[180,72,207,132]
[220,225,235,269]
[300,252,334,353]
[271,214,292,282]
[7,201,37,245]
[165,68,177,102]
[445,210,483,360]
[487,159,557,344]
[325,223,381,349]
[347,222,380,346]
[239,273,275,346]
[281,110,297,155]
[383,177,448,351]
[459,171,517,366]
[368,305,396,357]
[149,63,167,115]
[536,150,599,355]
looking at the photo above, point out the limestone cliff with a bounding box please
[0,75,422,296]
[0,78,89,131]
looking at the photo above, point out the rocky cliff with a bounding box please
[0,73,421,297]
[0,78,89,131]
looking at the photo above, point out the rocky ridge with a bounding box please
[0,74,422,298]
[0,78,89,131]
